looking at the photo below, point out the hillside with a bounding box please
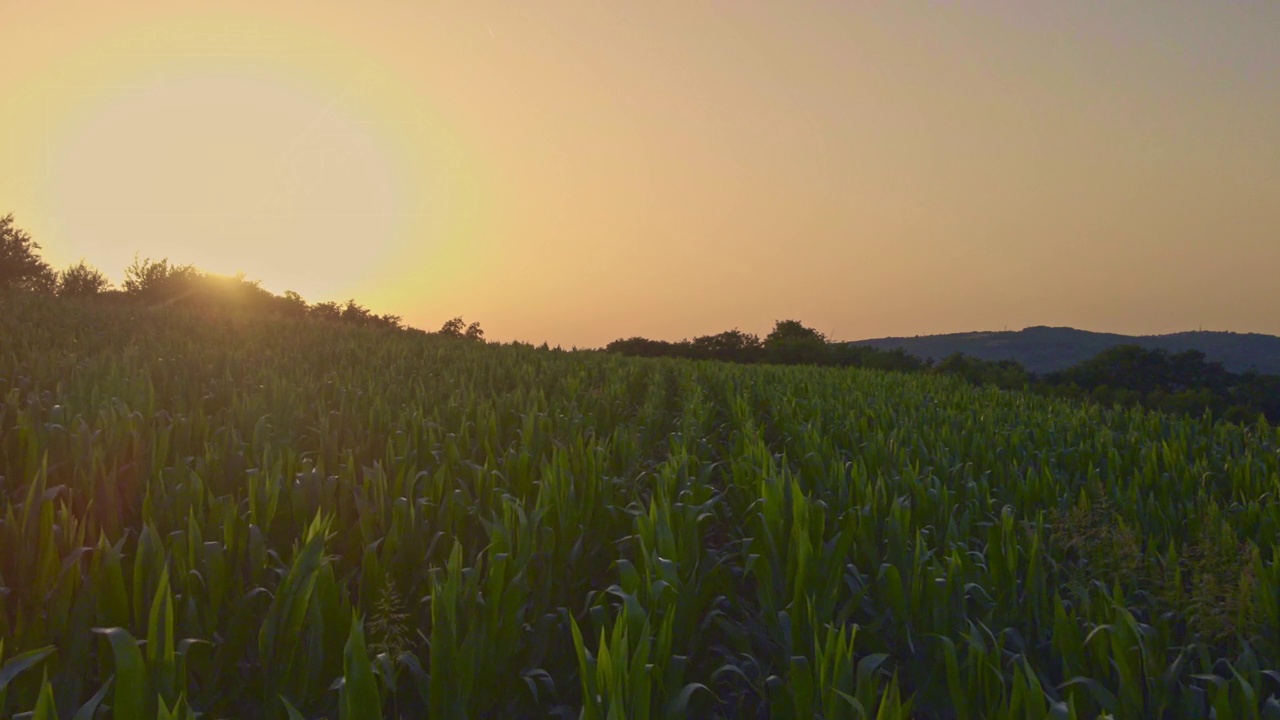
[851,325,1280,374]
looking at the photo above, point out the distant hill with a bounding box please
[850,326,1280,375]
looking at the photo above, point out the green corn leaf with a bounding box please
[92,627,148,719]
[282,696,307,720]
[340,614,382,720]
[0,646,56,696]
[31,677,57,720]
[70,677,113,720]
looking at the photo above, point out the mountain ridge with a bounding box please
[850,326,1280,375]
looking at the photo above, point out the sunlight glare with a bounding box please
[46,66,406,300]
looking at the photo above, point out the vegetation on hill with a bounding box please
[852,325,1280,375]
[610,323,1280,423]
[1041,345,1280,424]
[607,323,927,373]
[6,209,1277,423]
[2,293,1279,717]
[0,213,472,336]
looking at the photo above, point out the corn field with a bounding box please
[2,293,1278,719]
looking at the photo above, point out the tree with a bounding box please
[0,213,56,291]
[440,316,466,337]
[935,352,1030,390]
[766,319,827,345]
[57,260,112,296]
[341,299,373,325]
[439,316,483,340]
[310,301,342,321]
[605,337,685,358]
[279,290,310,318]
[690,329,763,362]
[122,256,201,301]
[764,319,828,364]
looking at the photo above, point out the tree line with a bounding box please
[0,213,484,339]
[608,321,1280,424]
[6,212,1277,422]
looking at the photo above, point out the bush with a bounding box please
[57,260,112,296]
[122,256,202,302]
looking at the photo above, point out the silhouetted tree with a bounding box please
[57,260,112,296]
[341,299,372,324]
[310,301,342,321]
[605,337,687,357]
[322,298,402,330]
[440,313,465,335]
[690,329,763,362]
[279,290,310,318]
[0,213,56,292]
[440,316,466,337]
[764,319,828,364]
[439,316,483,340]
[122,256,202,302]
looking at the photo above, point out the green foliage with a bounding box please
[0,645,56,708]
[1049,492,1145,595]
[935,352,1031,390]
[2,295,1279,717]
[340,615,382,720]
[1042,345,1280,421]
[765,319,829,364]
[92,628,148,719]
[367,574,411,663]
[610,332,1280,423]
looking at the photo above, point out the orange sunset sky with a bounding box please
[3,1,1278,345]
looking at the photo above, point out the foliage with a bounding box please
[56,260,112,296]
[122,256,203,300]
[854,325,1280,376]
[1048,491,1146,596]
[337,299,403,331]
[764,319,829,364]
[690,329,764,363]
[606,324,927,374]
[279,290,310,319]
[609,334,1280,423]
[0,214,56,292]
[2,294,1280,718]
[935,352,1031,390]
[1042,345,1280,422]
[439,316,485,341]
[367,575,411,662]
[606,336,692,358]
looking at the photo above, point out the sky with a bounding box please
[3,1,1278,345]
